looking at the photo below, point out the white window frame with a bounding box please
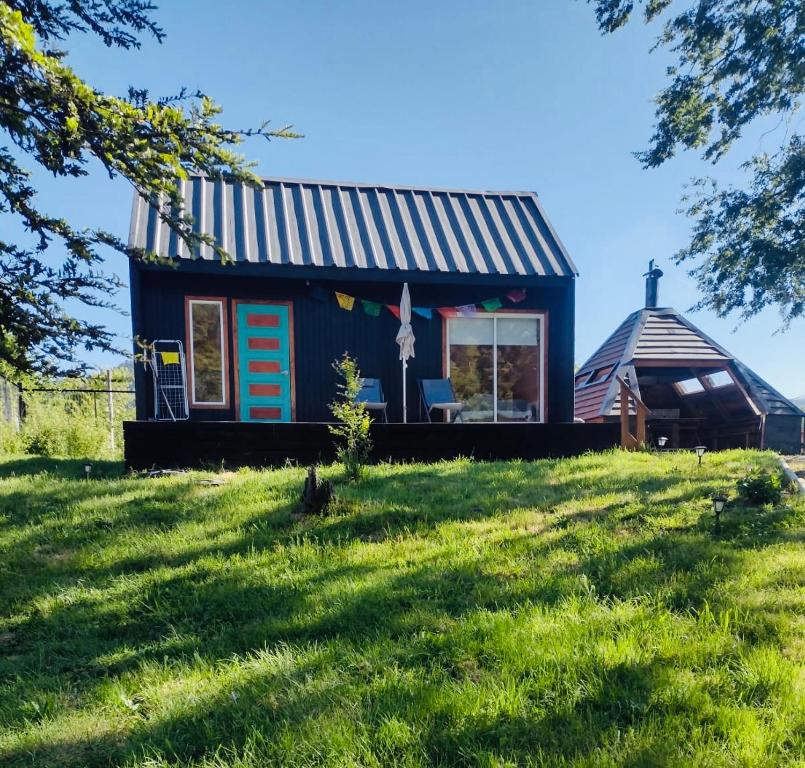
[446,312,546,423]
[187,297,228,408]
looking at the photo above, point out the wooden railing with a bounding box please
[616,375,651,450]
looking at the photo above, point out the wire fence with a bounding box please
[1,371,135,459]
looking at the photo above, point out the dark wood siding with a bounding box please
[763,415,803,454]
[132,264,576,423]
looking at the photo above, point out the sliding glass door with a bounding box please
[447,314,544,422]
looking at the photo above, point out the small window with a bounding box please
[186,298,229,407]
[675,377,705,396]
[589,365,613,384]
[703,370,733,389]
[575,372,591,386]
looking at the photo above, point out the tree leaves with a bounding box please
[679,136,804,324]
[590,0,804,325]
[0,2,297,375]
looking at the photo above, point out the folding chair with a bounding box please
[418,378,464,423]
[356,377,388,422]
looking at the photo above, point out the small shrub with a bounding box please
[11,368,135,459]
[0,421,24,455]
[736,470,783,506]
[328,353,372,482]
[21,398,108,458]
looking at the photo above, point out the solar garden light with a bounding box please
[694,445,707,466]
[84,463,92,480]
[711,493,727,523]
[657,436,669,449]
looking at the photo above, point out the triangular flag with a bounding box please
[335,292,355,310]
[386,304,400,319]
[310,285,328,302]
[506,289,526,303]
[361,299,381,316]
[481,297,503,312]
[457,304,477,317]
[412,307,433,319]
[437,307,453,318]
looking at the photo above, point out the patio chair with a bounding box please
[356,377,388,422]
[418,378,464,423]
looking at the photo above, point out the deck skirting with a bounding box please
[123,421,621,471]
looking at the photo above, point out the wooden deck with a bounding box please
[123,420,621,471]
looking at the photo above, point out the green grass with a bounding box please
[0,450,803,767]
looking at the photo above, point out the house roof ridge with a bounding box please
[185,172,540,198]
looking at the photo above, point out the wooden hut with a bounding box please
[575,264,804,453]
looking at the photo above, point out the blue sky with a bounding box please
[16,0,805,396]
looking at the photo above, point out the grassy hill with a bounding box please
[0,451,803,767]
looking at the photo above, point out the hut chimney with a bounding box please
[643,260,663,308]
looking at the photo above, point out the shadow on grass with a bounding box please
[0,451,800,766]
[0,455,125,480]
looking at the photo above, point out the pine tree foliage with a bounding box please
[0,1,298,375]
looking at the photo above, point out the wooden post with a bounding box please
[107,369,115,454]
[620,379,632,449]
[636,401,647,445]
[0,376,20,429]
[617,375,650,450]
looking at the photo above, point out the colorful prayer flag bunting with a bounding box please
[361,299,381,316]
[481,297,503,312]
[319,286,517,320]
[335,292,355,311]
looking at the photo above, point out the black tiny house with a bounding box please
[128,176,578,430]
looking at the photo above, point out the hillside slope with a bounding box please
[0,451,803,767]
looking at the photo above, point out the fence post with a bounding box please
[107,369,115,454]
[0,377,22,429]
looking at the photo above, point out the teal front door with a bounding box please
[235,302,293,422]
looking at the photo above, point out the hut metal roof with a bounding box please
[129,175,577,279]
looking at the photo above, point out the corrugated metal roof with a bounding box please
[574,307,804,420]
[128,175,577,278]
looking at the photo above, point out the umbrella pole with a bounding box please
[402,358,407,423]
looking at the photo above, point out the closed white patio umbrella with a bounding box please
[395,282,415,423]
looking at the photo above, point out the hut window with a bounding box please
[675,377,705,396]
[575,372,591,386]
[589,365,613,384]
[703,370,733,389]
[446,313,544,422]
[186,298,229,407]
[575,365,612,389]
